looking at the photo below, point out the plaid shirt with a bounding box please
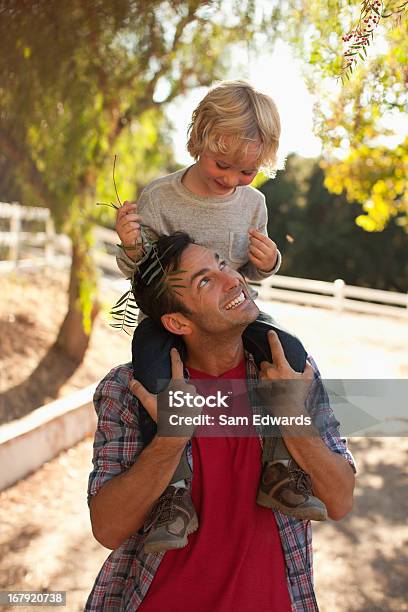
[86,354,356,612]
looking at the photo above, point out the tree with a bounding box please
[260,154,407,291]
[0,0,262,361]
[275,0,408,231]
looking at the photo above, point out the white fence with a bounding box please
[0,202,110,273]
[1,202,407,318]
[93,225,120,274]
[95,222,408,319]
[256,276,407,319]
[0,201,71,271]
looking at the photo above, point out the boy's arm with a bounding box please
[115,189,160,278]
[239,239,281,281]
[115,223,159,279]
[239,195,281,281]
[116,201,143,262]
[116,247,139,278]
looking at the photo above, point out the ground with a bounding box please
[1,270,407,611]
[0,270,130,424]
[1,437,406,612]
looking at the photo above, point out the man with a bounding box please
[86,232,355,611]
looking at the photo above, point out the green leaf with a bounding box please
[96,201,119,209]
[156,283,167,298]
[141,259,161,279]
[112,154,123,207]
[113,290,132,308]
[145,265,163,285]
[158,243,176,261]
[124,317,137,325]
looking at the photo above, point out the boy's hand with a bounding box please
[116,201,143,261]
[248,228,278,272]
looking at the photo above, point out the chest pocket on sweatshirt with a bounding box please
[228,232,249,264]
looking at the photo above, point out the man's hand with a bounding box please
[259,330,314,383]
[130,348,199,439]
[115,200,143,261]
[248,228,278,272]
[257,331,314,415]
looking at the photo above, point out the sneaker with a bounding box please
[143,486,199,554]
[256,460,328,521]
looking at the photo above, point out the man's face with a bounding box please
[168,244,259,335]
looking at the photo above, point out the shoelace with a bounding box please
[147,488,185,528]
[289,465,313,494]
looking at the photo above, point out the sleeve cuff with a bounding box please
[116,245,137,266]
[256,250,282,278]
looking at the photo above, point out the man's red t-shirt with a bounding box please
[139,360,292,612]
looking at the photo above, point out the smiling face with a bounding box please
[162,244,259,337]
[191,146,260,197]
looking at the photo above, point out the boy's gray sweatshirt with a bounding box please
[116,167,281,281]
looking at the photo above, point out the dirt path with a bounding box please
[0,437,407,611]
[1,270,130,424]
[257,298,408,379]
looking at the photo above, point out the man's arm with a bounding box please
[90,435,186,550]
[281,433,355,521]
[88,350,192,550]
[259,331,355,521]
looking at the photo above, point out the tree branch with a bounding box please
[0,128,54,209]
[109,1,202,143]
[83,1,109,97]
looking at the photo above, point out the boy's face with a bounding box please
[194,144,260,197]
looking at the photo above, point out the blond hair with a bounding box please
[187,80,281,176]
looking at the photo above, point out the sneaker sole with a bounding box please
[144,513,199,554]
[256,490,328,521]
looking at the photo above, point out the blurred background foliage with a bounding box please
[0,0,259,360]
[0,0,406,362]
[260,154,407,292]
[277,0,408,232]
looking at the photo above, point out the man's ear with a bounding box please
[161,312,193,336]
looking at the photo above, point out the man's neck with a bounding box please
[184,333,245,377]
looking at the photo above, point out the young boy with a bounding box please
[115,80,327,554]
